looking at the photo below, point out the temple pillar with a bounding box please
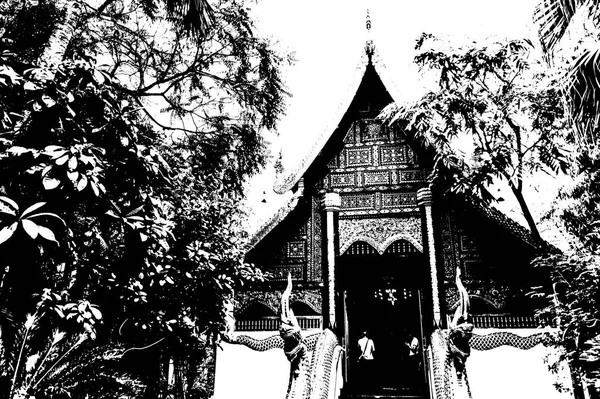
[417,187,441,326]
[321,192,340,329]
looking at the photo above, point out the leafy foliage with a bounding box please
[533,1,600,393]
[381,34,569,245]
[534,0,600,149]
[1,303,144,399]
[0,0,288,397]
[531,146,600,394]
[533,246,600,391]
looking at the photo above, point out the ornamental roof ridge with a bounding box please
[247,189,303,250]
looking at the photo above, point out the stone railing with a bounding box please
[471,314,539,329]
[236,316,322,331]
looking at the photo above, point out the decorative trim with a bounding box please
[308,196,322,282]
[470,331,550,351]
[236,290,322,316]
[321,192,341,212]
[423,199,441,324]
[248,192,302,250]
[324,208,337,327]
[339,206,420,217]
[339,217,423,254]
[417,187,433,206]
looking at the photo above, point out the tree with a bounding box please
[532,173,600,395]
[381,34,569,247]
[0,0,289,397]
[529,2,600,394]
[535,0,600,148]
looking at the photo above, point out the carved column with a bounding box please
[321,192,341,329]
[417,187,441,326]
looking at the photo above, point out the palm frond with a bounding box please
[534,0,579,53]
[565,43,600,146]
[166,0,215,38]
[535,0,600,53]
[39,341,145,398]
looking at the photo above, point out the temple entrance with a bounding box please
[337,239,429,398]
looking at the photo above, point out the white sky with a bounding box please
[242,0,567,247]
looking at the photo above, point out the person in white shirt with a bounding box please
[405,332,422,379]
[357,330,375,390]
[406,335,419,357]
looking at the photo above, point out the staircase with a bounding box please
[340,386,426,399]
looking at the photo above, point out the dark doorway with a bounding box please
[338,240,428,396]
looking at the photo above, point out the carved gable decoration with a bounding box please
[321,119,429,217]
[246,201,310,282]
[246,195,323,284]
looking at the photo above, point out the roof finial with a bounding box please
[365,9,375,63]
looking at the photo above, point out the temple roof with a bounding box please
[248,188,302,249]
[246,16,555,253]
[247,34,402,250]
[273,49,401,195]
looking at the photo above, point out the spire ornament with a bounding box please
[365,9,375,63]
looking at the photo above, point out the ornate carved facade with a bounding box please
[320,119,426,217]
[226,28,560,399]
[242,56,539,334]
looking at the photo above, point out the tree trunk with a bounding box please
[38,0,85,72]
[507,180,544,249]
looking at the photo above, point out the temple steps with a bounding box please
[342,395,425,399]
[341,388,426,399]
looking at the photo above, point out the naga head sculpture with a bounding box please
[280,273,306,376]
[451,267,471,329]
[448,267,474,379]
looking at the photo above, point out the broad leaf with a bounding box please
[28,212,66,226]
[21,202,46,218]
[55,154,69,165]
[0,196,19,213]
[67,171,79,181]
[7,146,34,156]
[0,222,17,245]
[37,225,57,243]
[90,306,102,320]
[22,219,39,239]
[77,175,88,191]
[68,156,78,170]
[43,177,61,190]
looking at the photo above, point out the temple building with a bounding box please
[211,17,574,399]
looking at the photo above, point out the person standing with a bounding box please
[406,333,419,358]
[357,330,376,390]
[405,332,421,380]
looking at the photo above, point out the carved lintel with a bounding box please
[339,217,423,255]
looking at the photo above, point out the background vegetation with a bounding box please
[0,0,289,397]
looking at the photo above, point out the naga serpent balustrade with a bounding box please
[225,273,343,399]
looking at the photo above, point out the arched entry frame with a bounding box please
[336,237,430,395]
[339,233,424,255]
